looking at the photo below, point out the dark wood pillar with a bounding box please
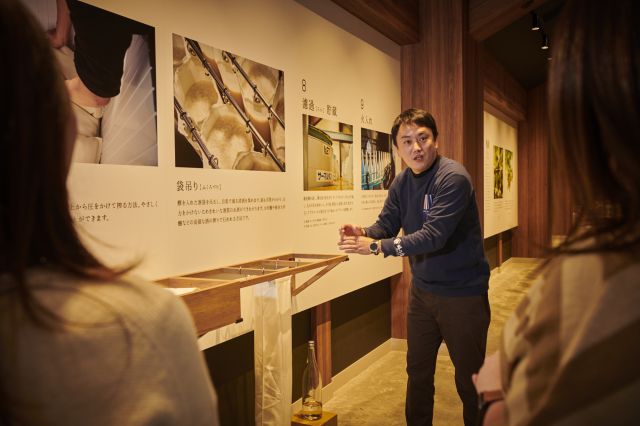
[512,84,550,257]
[390,258,411,339]
[393,0,484,338]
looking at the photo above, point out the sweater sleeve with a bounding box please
[382,172,471,256]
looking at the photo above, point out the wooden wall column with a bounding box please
[391,258,411,338]
[393,0,484,338]
[512,84,550,257]
[312,302,332,386]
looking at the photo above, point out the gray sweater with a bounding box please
[366,155,489,296]
[1,269,220,425]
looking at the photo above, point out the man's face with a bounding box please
[396,123,438,174]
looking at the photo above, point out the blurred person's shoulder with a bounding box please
[23,267,189,328]
[544,241,640,294]
[1,268,217,426]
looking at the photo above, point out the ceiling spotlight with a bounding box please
[541,33,549,50]
[531,12,541,31]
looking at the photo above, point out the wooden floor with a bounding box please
[323,258,542,425]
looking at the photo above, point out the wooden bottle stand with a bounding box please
[292,411,338,426]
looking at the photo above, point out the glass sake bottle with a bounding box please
[300,340,323,420]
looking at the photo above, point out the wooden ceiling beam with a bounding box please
[469,0,548,41]
[330,0,419,45]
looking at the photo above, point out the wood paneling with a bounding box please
[396,0,484,337]
[203,333,255,425]
[550,147,572,236]
[401,0,480,166]
[401,0,484,221]
[469,0,548,41]
[312,302,332,386]
[390,259,410,339]
[512,83,550,257]
[463,32,485,225]
[330,0,419,45]
[331,280,391,372]
[481,46,527,122]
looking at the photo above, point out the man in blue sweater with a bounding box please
[338,109,490,426]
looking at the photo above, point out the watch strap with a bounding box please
[476,391,504,426]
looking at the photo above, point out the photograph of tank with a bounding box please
[303,115,353,191]
[173,34,285,171]
[24,0,158,166]
[494,146,504,199]
[361,128,399,190]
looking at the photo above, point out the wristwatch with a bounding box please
[369,240,380,255]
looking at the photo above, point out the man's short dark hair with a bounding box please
[391,109,438,146]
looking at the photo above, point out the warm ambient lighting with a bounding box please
[531,12,541,31]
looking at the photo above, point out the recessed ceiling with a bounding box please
[483,0,565,90]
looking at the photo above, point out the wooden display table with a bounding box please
[292,411,338,426]
[156,253,348,335]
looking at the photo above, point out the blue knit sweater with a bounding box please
[366,156,489,296]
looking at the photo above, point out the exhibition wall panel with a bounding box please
[30,0,402,317]
[483,111,518,238]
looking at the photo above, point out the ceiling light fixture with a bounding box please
[541,33,550,50]
[531,12,541,31]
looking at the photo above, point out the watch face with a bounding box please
[369,241,378,253]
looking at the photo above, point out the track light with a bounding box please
[531,12,541,31]
[541,33,549,50]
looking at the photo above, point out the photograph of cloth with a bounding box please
[24,0,158,166]
[173,34,285,171]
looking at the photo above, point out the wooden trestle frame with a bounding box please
[156,253,348,335]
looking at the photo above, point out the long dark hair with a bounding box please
[0,0,120,326]
[548,0,640,254]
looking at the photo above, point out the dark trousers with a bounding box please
[405,285,490,426]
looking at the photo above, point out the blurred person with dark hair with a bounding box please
[473,0,640,424]
[0,1,219,424]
